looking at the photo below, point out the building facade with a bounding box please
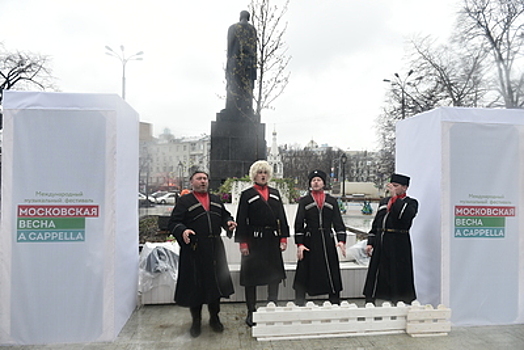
[345,150,379,183]
[139,125,210,193]
[138,125,380,195]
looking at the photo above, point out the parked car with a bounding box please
[156,192,179,205]
[139,193,154,207]
[148,191,168,203]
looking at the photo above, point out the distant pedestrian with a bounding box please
[168,171,237,338]
[235,160,290,327]
[293,170,347,306]
[363,173,418,304]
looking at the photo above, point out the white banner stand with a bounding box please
[396,107,524,326]
[0,91,139,345]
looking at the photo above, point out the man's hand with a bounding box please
[280,241,287,252]
[240,244,249,256]
[227,221,237,231]
[337,241,346,258]
[182,229,196,245]
[297,245,310,261]
[366,244,373,257]
[386,183,396,196]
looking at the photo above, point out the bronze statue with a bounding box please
[226,10,257,117]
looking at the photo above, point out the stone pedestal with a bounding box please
[210,109,266,190]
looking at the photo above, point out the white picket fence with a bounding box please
[406,302,452,337]
[252,300,451,341]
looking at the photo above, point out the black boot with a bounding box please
[295,285,306,306]
[245,311,254,327]
[208,301,224,333]
[365,297,376,306]
[189,306,202,338]
[329,292,340,305]
[268,282,279,306]
[245,286,257,327]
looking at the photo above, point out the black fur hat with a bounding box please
[308,169,327,186]
[390,173,410,186]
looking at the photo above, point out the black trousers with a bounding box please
[245,283,279,311]
[189,298,221,320]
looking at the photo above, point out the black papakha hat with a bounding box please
[390,173,410,186]
[308,169,327,185]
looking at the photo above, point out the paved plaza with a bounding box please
[4,300,523,349]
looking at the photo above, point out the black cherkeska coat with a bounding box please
[363,195,419,304]
[293,193,347,296]
[235,186,290,287]
[168,192,234,307]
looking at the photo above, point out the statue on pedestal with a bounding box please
[226,10,257,118]
[210,10,265,190]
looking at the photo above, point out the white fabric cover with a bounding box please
[0,91,139,344]
[138,242,179,294]
[396,107,524,326]
[345,239,370,266]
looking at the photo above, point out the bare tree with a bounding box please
[281,146,343,190]
[375,0,524,178]
[377,32,490,174]
[460,0,524,108]
[375,110,398,180]
[0,45,56,105]
[410,35,489,107]
[249,0,291,120]
[377,63,440,178]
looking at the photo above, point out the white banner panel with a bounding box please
[12,109,113,343]
[397,107,524,326]
[447,122,520,325]
[1,92,139,345]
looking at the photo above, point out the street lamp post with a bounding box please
[383,70,422,119]
[105,45,144,100]
[340,153,347,199]
[177,161,184,190]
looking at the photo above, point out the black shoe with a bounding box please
[245,312,256,327]
[210,316,224,333]
[189,306,202,337]
[295,299,305,307]
[329,298,340,305]
[190,321,201,338]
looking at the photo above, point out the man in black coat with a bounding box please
[363,173,418,305]
[235,160,290,327]
[168,171,237,338]
[293,170,347,305]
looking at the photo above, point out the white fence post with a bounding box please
[406,301,452,337]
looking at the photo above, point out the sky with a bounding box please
[1,0,460,151]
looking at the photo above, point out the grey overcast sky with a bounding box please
[1,0,460,151]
